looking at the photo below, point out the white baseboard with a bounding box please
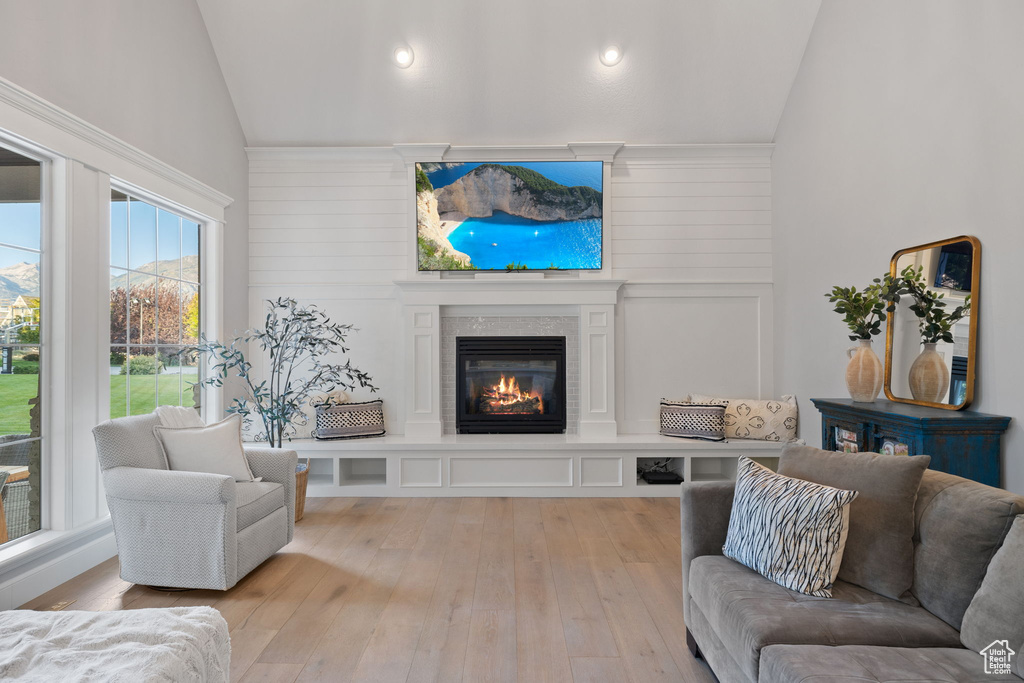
[0,518,116,610]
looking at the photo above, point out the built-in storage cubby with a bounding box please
[636,457,685,486]
[306,457,334,487]
[688,456,738,482]
[280,435,784,497]
[338,458,387,487]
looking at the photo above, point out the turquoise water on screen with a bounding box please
[447,212,602,270]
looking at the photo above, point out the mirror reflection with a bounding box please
[885,236,979,409]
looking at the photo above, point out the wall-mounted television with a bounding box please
[415,160,603,271]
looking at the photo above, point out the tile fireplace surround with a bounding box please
[283,278,784,498]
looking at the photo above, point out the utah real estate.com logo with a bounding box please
[980,640,1015,676]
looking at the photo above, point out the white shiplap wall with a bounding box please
[610,156,772,282]
[249,147,772,286]
[247,146,774,436]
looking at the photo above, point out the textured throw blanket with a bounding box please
[0,607,230,682]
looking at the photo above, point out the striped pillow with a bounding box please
[724,457,858,597]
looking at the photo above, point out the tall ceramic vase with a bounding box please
[909,343,949,403]
[845,339,883,402]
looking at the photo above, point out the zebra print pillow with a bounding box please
[723,457,858,597]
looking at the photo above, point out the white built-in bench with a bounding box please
[277,435,784,497]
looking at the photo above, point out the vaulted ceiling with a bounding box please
[196,0,820,147]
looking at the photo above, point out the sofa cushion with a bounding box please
[961,515,1024,677]
[236,481,285,531]
[778,444,930,602]
[724,457,857,597]
[688,555,961,683]
[913,469,1024,630]
[688,600,755,683]
[759,645,1022,683]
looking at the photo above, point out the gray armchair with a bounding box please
[92,412,296,590]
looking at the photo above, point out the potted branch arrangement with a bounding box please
[826,274,902,402]
[193,297,377,519]
[891,265,971,402]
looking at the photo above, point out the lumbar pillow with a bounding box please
[659,400,726,441]
[723,456,858,597]
[154,415,255,482]
[777,444,930,602]
[960,514,1024,677]
[689,394,798,441]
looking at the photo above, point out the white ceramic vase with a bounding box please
[845,339,884,403]
[909,343,949,403]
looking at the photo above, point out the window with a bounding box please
[109,189,201,417]
[0,145,43,544]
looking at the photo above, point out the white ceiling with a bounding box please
[196,0,820,147]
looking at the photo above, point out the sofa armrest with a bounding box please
[245,447,297,542]
[680,480,735,624]
[102,466,234,505]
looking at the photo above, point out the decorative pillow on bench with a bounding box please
[689,394,798,442]
[723,457,858,597]
[659,400,727,441]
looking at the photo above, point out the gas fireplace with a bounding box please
[455,336,567,434]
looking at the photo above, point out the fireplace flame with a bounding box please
[483,374,544,414]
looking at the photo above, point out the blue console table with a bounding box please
[811,398,1011,487]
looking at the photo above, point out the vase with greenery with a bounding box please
[895,265,971,402]
[826,276,902,402]
[193,297,377,448]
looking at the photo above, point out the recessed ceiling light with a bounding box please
[393,45,414,68]
[600,45,622,67]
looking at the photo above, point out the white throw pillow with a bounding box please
[154,415,255,482]
[723,457,857,597]
[689,394,798,441]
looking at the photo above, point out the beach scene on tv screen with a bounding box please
[416,161,603,271]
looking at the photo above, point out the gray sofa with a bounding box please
[682,467,1024,682]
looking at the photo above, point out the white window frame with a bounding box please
[107,179,223,424]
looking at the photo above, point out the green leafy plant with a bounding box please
[826,282,887,341]
[897,265,971,344]
[505,261,528,271]
[193,298,377,448]
[827,273,906,341]
[120,354,163,375]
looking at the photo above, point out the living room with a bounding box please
[1,1,1022,681]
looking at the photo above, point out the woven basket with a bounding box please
[295,458,309,522]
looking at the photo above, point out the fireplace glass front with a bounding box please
[456,336,566,434]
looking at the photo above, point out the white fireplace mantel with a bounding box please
[395,279,625,440]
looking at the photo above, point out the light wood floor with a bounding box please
[21,497,714,683]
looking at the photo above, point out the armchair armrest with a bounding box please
[244,447,297,542]
[680,480,735,623]
[101,466,237,589]
[103,466,234,505]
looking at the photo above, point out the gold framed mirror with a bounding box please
[884,235,980,410]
